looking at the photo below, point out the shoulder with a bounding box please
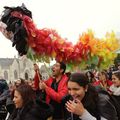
[62,74,68,80]
[93,81,100,86]
[26,100,53,120]
[97,90,118,120]
[60,74,68,83]
[96,88,112,102]
[56,74,68,86]
[98,91,110,104]
[45,77,53,85]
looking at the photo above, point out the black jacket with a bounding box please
[0,80,12,120]
[63,88,119,120]
[7,100,53,120]
[97,90,120,120]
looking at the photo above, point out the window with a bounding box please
[4,71,8,80]
[14,70,18,79]
[25,72,28,80]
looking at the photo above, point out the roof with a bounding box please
[0,58,15,68]
[114,49,120,54]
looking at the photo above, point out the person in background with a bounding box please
[33,63,42,90]
[64,72,119,120]
[109,70,120,106]
[33,63,46,100]
[107,67,113,81]
[0,79,26,120]
[0,79,9,120]
[117,64,120,71]
[7,84,53,120]
[85,71,95,83]
[14,78,26,88]
[38,61,68,120]
[93,71,112,91]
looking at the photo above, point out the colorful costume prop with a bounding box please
[0,4,119,69]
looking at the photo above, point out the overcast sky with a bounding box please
[0,0,120,58]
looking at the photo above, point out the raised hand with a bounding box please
[65,99,85,116]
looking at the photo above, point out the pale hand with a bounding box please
[39,81,47,90]
[65,99,85,116]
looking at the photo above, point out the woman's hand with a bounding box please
[65,99,85,116]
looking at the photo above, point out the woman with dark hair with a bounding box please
[63,72,119,120]
[7,84,53,120]
[93,71,113,91]
[110,71,120,105]
[85,71,95,83]
[14,78,26,88]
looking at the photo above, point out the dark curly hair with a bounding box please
[15,84,35,106]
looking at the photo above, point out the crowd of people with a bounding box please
[0,61,120,120]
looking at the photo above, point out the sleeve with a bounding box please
[100,116,107,120]
[79,109,97,120]
[98,93,118,120]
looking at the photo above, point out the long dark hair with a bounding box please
[15,84,35,106]
[69,72,98,102]
[69,72,100,119]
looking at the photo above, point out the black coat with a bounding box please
[62,94,100,120]
[0,90,10,120]
[7,100,53,120]
[112,95,120,107]
[97,90,119,120]
[62,88,119,120]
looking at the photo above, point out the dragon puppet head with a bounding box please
[0,3,32,56]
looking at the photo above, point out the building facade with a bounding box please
[0,57,50,83]
[0,57,35,83]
